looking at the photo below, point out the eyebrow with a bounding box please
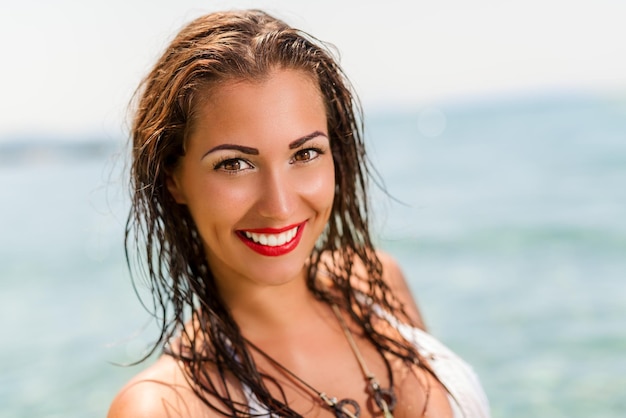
[289,130,328,149]
[202,144,259,158]
[202,131,328,159]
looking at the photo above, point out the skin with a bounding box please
[167,69,335,318]
[108,69,452,418]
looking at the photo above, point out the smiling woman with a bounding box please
[166,69,335,289]
[108,9,490,418]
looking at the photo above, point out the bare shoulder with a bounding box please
[107,355,212,418]
[376,250,427,330]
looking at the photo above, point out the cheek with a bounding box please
[321,166,336,206]
[187,179,254,227]
[300,161,336,211]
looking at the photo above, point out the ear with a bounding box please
[166,171,187,204]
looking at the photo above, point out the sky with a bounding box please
[1,0,626,141]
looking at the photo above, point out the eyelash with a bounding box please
[213,157,253,172]
[212,147,326,173]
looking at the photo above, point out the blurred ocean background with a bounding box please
[1,92,625,417]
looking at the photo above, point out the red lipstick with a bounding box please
[242,223,301,234]
[237,222,306,257]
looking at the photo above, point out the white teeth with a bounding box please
[268,235,278,246]
[244,226,298,247]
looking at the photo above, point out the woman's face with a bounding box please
[167,69,335,297]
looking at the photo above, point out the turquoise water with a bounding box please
[1,93,625,416]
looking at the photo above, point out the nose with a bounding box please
[255,168,296,221]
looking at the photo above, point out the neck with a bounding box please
[216,268,321,338]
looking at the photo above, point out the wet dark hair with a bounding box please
[126,9,428,416]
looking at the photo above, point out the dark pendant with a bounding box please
[335,398,360,418]
[374,387,397,412]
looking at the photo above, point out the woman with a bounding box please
[108,9,490,418]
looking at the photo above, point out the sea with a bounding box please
[1,91,625,417]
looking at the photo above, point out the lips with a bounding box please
[237,222,306,257]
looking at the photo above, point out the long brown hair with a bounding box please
[126,9,424,416]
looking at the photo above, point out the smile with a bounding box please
[237,222,306,257]
[243,227,298,246]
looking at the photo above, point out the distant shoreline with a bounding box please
[0,140,123,165]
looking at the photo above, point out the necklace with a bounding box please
[246,304,397,418]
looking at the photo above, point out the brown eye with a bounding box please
[223,160,241,171]
[293,148,321,163]
[214,158,253,172]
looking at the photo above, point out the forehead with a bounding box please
[187,69,327,147]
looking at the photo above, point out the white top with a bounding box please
[373,304,491,418]
[244,305,491,418]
